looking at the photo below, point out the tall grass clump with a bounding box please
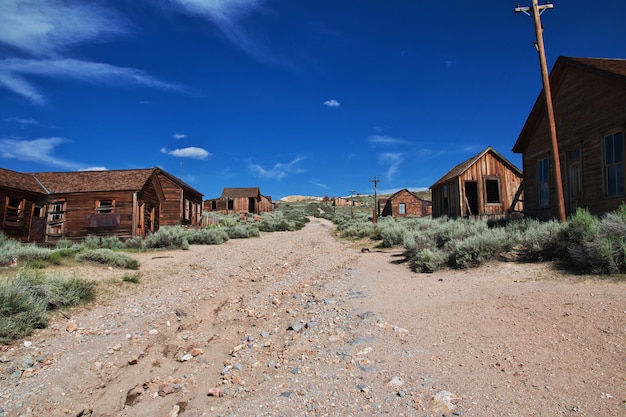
[76,249,139,269]
[0,270,95,344]
[143,227,189,250]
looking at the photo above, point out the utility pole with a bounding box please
[349,189,355,218]
[515,1,566,222]
[370,176,381,223]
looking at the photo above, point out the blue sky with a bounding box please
[1,1,625,200]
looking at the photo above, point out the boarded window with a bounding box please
[537,158,550,208]
[47,201,66,236]
[485,178,501,204]
[96,199,115,214]
[604,132,624,197]
[398,203,406,215]
[4,197,25,227]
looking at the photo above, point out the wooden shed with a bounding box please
[204,187,274,215]
[0,168,49,242]
[430,147,523,219]
[513,56,626,219]
[0,167,203,243]
[380,189,432,218]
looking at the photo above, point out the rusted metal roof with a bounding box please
[0,167,48,194]
[221,187,260,199]
[430,147,522,189]
[32,169,156,193]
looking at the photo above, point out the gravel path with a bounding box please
[0,217,624,417]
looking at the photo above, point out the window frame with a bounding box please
[47,200,67,236]
[603,131,625,198]
[536,157,550,209]
[484,177,502,205]
[95,199,115,214]
[4,197,25,227]
[398,202,406,215]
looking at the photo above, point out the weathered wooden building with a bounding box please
[0,168,49,242]
[513,56,626,219]
[203,187,274,215]
[0,167,203,243]
[380,189,432,218]
[430,147,523,219]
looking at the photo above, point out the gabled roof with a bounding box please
[387,188,421,201]
[0,167,47,194]
[513,56,626,153]
[221,187,261,199]
[430,147,522,189]
[32,169,156,194]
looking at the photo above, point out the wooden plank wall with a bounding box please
[0,188,47,242]
[522,68,626,219]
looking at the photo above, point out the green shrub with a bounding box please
[409,248,448,273]
[124,236,144,249]
[0,270,95,344]
[184,228,229,245]
[143,227,189,250]
[450,227,512,269]
[122,273,141,284]
[82,235,102,250]
[225,224,260,239]
[515,218,565,261]
[55,237,73,249]
[100,235,124,249]
[376,220,408,247]
[76,249,139,269]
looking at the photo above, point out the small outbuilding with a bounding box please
[380,189,432,218]
[430,147,523,219]
[204,187,274,215]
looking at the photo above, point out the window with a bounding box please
[184,198,190,221]
[4,197,24,227]
[95,199,115,213]
[442,185,449,211]
[604,132,624,197]
[485,178,501,204]
[537,157,550,208]
[398,203,406,215]
[47,200,66,236]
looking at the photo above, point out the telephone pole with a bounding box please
[349,189,356,218]
[515,1,566,222]
[370,176,381,223]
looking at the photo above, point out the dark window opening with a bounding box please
[485,179,501,204]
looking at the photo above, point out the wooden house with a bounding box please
[513,56,626,219]
[430,147,523,219]
[205,187,273,215]
[0,168,49,242]
[0,167,203,243]
[380,189,432,218]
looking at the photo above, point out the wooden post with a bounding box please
[516,1,566,222]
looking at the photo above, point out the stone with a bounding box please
[158,384,175,396]
[66,321,78,333]
[207,387,223,397]
[190,348,203,357]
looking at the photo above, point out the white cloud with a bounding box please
[378,152,404,182]
[0,58,185,104]
[0,0,130,58]
[161,146,211,160]
[79,166,108,171]
[0,136,82,169]
[368,135,410,146]
[5,117,40,127]
[249,157,304,181]
[168,0,279,65]
[173,133,187,140]
[323,99,340,107]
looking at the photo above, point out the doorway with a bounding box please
[464,181,479,216]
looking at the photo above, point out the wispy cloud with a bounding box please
[0,2,185,104]
[79,166,108,171]
[0,0,129,58]
[249,156,305,181]
[378,152,404,182]
[0,136,82,169]
[0,58,185,105]
[323,99,340,107]
[173,133,187,140]
[368,135,410,146]
[161,146,211,160]
[168,0,279,65]
[4,117,40,127]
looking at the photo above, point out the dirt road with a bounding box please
[1,218,624,416]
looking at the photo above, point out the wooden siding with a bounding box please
[157,173,203,226]
[0,188,48,242]
[431,148,523,219]
[517,59,626,219]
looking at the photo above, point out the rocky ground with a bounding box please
[0,217,624,417]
